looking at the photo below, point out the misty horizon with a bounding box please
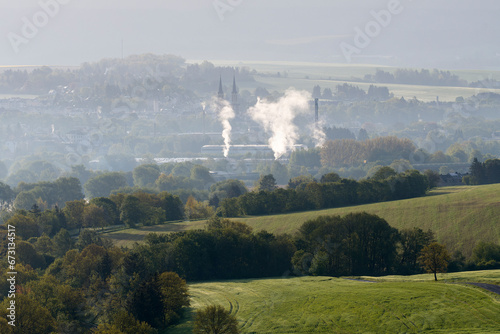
[1,0,499,69]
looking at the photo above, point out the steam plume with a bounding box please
[248,89,311,159]
[312,121,326,147]
[212,98,235,157]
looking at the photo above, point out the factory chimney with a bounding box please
[203,107,206,135]
[314,98,319,124]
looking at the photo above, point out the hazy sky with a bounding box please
[1,0,499,68]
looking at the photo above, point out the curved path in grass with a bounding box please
[467,283,500,295]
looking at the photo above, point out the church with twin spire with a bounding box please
[218,74,239,113]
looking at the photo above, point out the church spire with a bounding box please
[232,74,237,94]
[231,73,239,113]
[218,75,224,100]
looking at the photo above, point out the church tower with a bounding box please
[218,75,224,100]
[231,74,239,113]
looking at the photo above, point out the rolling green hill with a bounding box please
[169,271,500,334]
[104,184,500,257]
[233,184,500,258]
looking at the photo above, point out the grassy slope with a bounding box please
[361,270,500,284]
[169,271,500,334]
[103,220,206,248]
[104,184,500,257]
[233,184,500,258]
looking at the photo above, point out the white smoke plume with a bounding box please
[311,120,326,148]
[248,89,311,159]
[212,98,235,157]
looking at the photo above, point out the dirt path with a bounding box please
[467,283,500,295]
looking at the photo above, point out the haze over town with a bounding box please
[1,0,499,68]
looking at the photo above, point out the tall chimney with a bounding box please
[314,98,319,124]
[203,108,206,135]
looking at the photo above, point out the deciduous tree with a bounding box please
[6,214,39,239]
[133,164,161,188]
[0,294,56,333]
[418,242,451,281]
[120,195,144,227]
[83,204,108,230]
[63,200,86,231]
[53,228,74,257]
[193,305,240,334]
[84,172,128,199]
[256,174,277,192]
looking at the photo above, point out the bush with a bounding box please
[193,305,240,334]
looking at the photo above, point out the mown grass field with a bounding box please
[103,220,206,248]
[197,60,500,102]
[103,184,500,257]
[360,269,500,284]
[168,271,500,334]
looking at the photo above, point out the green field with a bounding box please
[254,77,500,103]
[361,270,500,284]
[168,271,500,334]
[103,220,206,248]
[190,60,500,102]
[104,184,500,257]
[233,184,500,258]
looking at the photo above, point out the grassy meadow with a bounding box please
[103,220,206,248]
[103,184,500,258]
[197,60,500,102]
[360,269,500,284]
[233,184,500,258]
[168,271,500,334]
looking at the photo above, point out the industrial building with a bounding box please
[201,144,307,157]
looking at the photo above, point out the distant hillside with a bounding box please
[104,184,500,258]
[234,184,500,258]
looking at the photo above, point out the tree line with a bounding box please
[320,136,416,167]
[312,83,393,101]
[463,158,500,185]
[217,170,431,217]
[364,68,467,87]
[2,190,185,242]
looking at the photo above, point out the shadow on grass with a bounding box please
[425,190,454,197]
[166,307,196,334]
